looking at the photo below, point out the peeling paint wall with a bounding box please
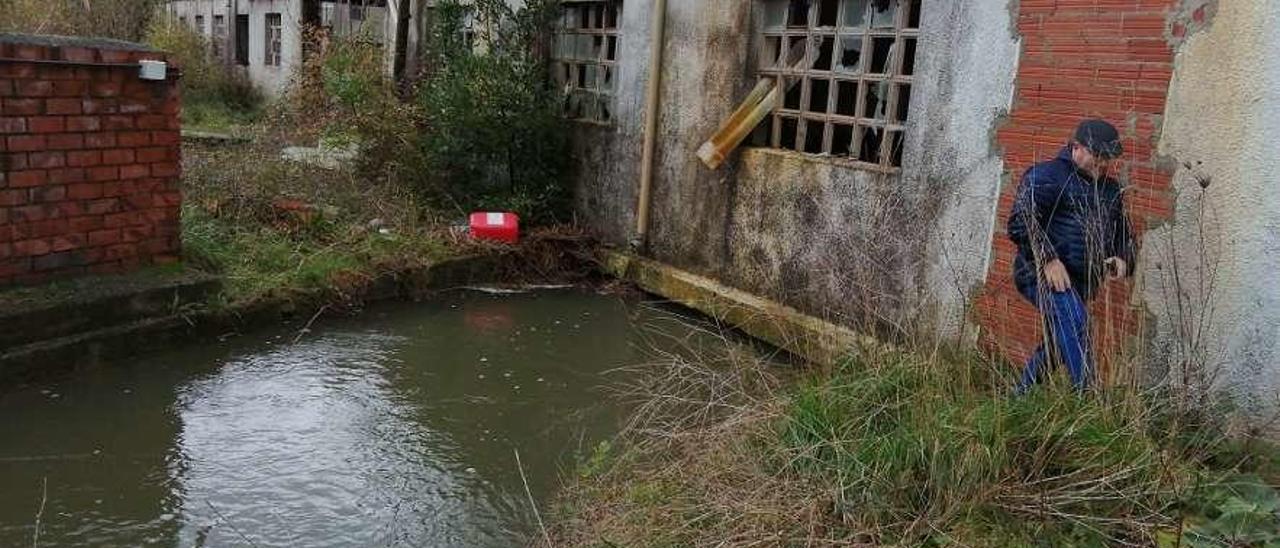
[571,0,1019,337]
[1144,1,1280,419]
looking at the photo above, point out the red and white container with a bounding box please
[469,212,520,244]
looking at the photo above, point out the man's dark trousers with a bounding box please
[1016,285,1092,394]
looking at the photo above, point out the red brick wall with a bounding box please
[975,2,1200,379]
[0,37,181,286]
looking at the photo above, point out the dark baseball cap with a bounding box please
[1074,119,1123,159]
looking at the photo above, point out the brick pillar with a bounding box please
[0,35,182,286]
[975,2,1196,379]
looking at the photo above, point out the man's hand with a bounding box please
[1105,257,1128,281]
[1043,258,1071,292]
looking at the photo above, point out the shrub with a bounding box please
[416,0,570,225]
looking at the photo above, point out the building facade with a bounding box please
[564,0,1280,421]
[163,0,430,96]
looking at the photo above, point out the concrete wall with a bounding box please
[1144,1,1280,418]
[571,0,1019,337]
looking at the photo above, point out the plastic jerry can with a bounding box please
[469,212,520,244]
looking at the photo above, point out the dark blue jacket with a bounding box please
[1008,147,1135,302]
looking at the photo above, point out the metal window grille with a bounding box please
[757,0,921,169]
[265,13,283,67]
[553,1,622,124]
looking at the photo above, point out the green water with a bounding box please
[0,289,711,547]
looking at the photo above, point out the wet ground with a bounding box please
[0,289,719,547]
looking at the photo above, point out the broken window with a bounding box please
[553,0,622,124]
[236,14,250,66]
[212,15,226,59]
[265,13,283,67]
[757,0,920,169]
[195,15,205,36]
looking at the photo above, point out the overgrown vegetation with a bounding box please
[416,0,571,224]
[181,138,449,306]
[0,0,160,42]
[552,337,1280,547]
[143,18,263,131]
[173,0,574,304]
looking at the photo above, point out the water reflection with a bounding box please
[1,290,705,547]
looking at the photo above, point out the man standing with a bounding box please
[1008,119,1135,393]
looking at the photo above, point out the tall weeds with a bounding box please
[552,324,1280,547]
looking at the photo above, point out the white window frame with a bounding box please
[265,13,283,67]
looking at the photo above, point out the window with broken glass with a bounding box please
[265,13,283,67]
[553,1,621,124]
[756,0,920,169]
[212,15,226,58]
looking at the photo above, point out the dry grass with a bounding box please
[547,317,1280,547]
[0,0,161,42]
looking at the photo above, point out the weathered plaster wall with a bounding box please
[1144,1,1280,417]
[567,0,650,246]
[571,0,1019,337]
[641,0,753,275]
[901,0,1019,336]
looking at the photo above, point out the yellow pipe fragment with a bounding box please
[697,78,778,169]
[697,37,815,170]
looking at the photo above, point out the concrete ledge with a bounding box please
[0,268,221,349]
[181,129,251,145]
[600,250,876,367]
[0,253,527,382]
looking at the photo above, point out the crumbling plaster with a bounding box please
[1142,1,1280,419]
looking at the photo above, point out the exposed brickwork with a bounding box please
[0,37,180,286]
[976,2,1182,378]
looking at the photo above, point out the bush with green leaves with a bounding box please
[416,0,570,225]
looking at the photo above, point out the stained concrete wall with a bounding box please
[572,0,1019,338]
[1143,1,1280,419]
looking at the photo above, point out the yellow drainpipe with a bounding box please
[632,0,667,251]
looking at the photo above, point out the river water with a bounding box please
[0,289,708,547]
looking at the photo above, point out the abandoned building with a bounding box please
[163,0,433,95]
[560,0,1279,420]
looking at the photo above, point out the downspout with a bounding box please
[631,0,667,252]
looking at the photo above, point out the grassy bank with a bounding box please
[180,139,454,307]
[552,341,1280,547]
